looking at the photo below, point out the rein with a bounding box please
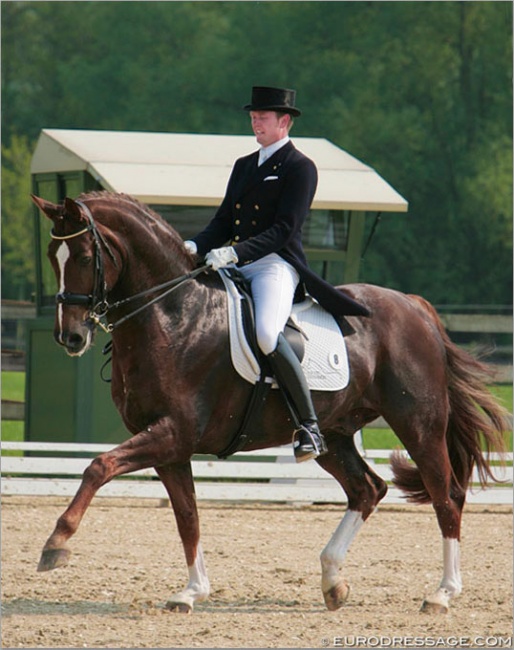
[94,265,210,333]
[50,200,210,333]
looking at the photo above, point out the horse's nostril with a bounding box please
[55,323,92,354]
[67,333,85,348]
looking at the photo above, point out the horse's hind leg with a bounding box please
[388,410,465,614]
[418,457,465,614]
[316,434,388,611]
[154,463,210,613]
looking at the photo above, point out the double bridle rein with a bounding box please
[50,200,208,333]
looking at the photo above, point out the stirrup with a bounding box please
[293,424,328,463]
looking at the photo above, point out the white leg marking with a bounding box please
[56,242,70,343]
[421,537,461,613]
[168,543,210,610]
[320,509,365,593]
[439,537,462,597]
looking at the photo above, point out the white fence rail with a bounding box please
[1,442,512,506]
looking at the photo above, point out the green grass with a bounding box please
[1,421,24,443]
[488,384,513,410]
[2,372,26,443]
[362,428,399,449]
[1,371,25,402]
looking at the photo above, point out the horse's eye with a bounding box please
[79,255,93,267]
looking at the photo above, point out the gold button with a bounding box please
[254,204,260,210]
[234,235,240,241]
[235,203,241,209]
[252,220,257,226]
[235,219,240,225]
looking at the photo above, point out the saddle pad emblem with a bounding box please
[329,351,344,370]
[219,270,350,392]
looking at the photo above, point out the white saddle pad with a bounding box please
[219,269,349,391]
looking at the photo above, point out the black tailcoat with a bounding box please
[193,141,369,317]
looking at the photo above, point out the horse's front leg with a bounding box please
[316,435,387,611]
[154,463,210,613]
[37,418,189,572]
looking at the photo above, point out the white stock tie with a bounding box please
[258,149,268,166]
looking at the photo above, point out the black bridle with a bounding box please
[50,200,209,333]
[51,200,116,313]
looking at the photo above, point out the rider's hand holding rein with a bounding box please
[204,246,239,271]
[184,240,238,271]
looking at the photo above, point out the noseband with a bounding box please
[50,200,117,320]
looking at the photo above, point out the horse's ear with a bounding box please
[63,197,87,223]
[31,194,62,223]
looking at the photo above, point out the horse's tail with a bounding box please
[391,294,510,505]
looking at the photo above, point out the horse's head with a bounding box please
[32,195,121,357]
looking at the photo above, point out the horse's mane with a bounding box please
[78,190,171,229]
[78,190,190,261]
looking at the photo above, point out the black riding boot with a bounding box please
[268,333,328,463]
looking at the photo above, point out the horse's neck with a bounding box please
[111,212,193,295]
[102,210,228,404]
[108,208,224,326]
[110,273,226,381]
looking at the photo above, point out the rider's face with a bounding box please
[250,111,290,148]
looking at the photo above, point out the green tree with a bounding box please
[1,135,35,299]
[288,2,513,305]
[1,1,512,306]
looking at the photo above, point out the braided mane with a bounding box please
[77,190,191,262]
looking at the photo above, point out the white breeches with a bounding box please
[238,253,300,355]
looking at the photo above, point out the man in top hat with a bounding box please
[184,86,368,462]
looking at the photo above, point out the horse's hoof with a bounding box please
[37,548,71,572]
[420,594,449,614]
[164,600,193,614]
[323,581,350,611]
[420,600,448,614]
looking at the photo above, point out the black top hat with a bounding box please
[243,86,301,117]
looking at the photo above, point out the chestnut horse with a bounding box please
[32,191,508,615]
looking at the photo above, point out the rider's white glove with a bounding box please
[184,240,198,255]
[205,246,238,271]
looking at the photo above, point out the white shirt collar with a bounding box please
[258,136,290,166]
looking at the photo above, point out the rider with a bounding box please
[184,86,368,462]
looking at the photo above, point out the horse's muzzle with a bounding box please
[55,322,94,357]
